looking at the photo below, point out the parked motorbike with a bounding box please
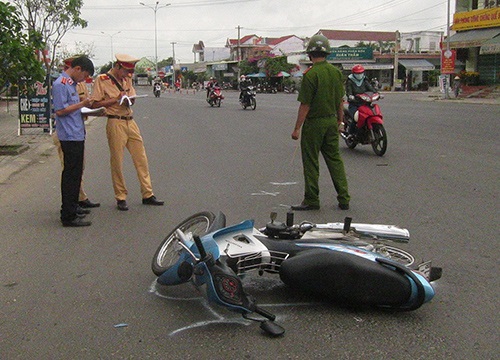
[240,86,257,110]
[153,83,162,98]
[152,211,442,335]
[207,86,224,107]
[340,92,387,156]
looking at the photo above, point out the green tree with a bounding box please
[158,58,173,69]
[0,1,45,95]
[13,0,88,72]
[264,56,295,77]
[239,60,259,76]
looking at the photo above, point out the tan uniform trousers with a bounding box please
[106,118,154,201]
[52,132,88,202]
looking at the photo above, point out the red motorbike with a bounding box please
[340,92,387,156]
[207,86,224,107]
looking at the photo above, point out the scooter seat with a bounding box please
[279,249,412,307]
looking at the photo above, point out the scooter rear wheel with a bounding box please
[372,245,414,266]
[152,212,216,276]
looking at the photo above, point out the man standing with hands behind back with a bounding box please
[291,34,350,211]
[52,56,95,227]
[91,54,164,211]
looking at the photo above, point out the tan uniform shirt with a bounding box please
[91,73,136,117]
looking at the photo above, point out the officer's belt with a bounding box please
[108,115,133,120]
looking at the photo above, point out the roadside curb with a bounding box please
[0,115,98,184]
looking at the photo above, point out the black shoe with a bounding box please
[338,203,350,210]
[79,199,101,208]
[76,206,91,215]
[291,202,320,211]
[142,195,164,206]
[117,200,129,211]
[62,217,92,227]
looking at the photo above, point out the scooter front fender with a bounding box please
[157,251,195,285]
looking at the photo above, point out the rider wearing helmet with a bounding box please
[290,34,350,211]
[345,64,378,134]
[239,74,252,101]
[206,76,218,99]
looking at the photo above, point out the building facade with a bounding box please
[447,0,500,84]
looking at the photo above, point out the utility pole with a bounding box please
[236,25,242,79]
[140,2,171,75]
[171,42,176,85]
[392,30,400,92]
[101,31,121,64]
[444,0,451,99]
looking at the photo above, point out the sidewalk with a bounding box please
[0,100,57,183]
[397,86,500,105]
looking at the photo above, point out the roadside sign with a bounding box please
[441,49,456,74]
[18,75,52,135]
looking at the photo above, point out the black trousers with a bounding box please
[60,141,84,222]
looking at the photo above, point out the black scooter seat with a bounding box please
[279,249,412,307]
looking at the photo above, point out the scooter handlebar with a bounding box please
[193,235,208,260]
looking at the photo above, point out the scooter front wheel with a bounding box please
[371,123,387,156]
[152,212,216,276]
[250,97,256,110]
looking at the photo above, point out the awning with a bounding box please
[341,63,394,70]
[247,72,266,78]
[398,59,435,71]
[480,35,500,55]
[446,28,500,49]
[274,71,290,77]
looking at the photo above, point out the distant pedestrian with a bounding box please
[91,54,164,211]
[52,56,95,226]
[453,76,461,98]
[291,34,350,211]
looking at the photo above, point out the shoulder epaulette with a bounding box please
[303,66,312,75]
[61,77,74,85]
[99,74,110,80]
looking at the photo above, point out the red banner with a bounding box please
[441,49,456,74]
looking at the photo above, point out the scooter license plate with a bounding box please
[417,260,432,280]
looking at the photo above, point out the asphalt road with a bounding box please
[0,88,498,359]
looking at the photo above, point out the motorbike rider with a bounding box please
[239,75,252,102]
[153,76,162,93]
[345,64,378,135]
[206,77,219,99]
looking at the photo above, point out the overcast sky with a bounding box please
[61,0,455,66]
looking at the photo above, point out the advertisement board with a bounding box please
[441,49,456,74]
[18,75,52,134]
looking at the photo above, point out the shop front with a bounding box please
[448,7,500,85]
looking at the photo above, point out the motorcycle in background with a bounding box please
[153,83,162,98]
[340,92,387,156]
[240,85,257,110]
[207,86,224,107]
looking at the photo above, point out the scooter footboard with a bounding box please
[279,249,412,308]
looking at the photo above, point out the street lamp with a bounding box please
[140,1,171,75]
[101,31,121,63]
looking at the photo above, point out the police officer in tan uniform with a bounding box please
[91,54,163,211]
[52,56,100,210]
